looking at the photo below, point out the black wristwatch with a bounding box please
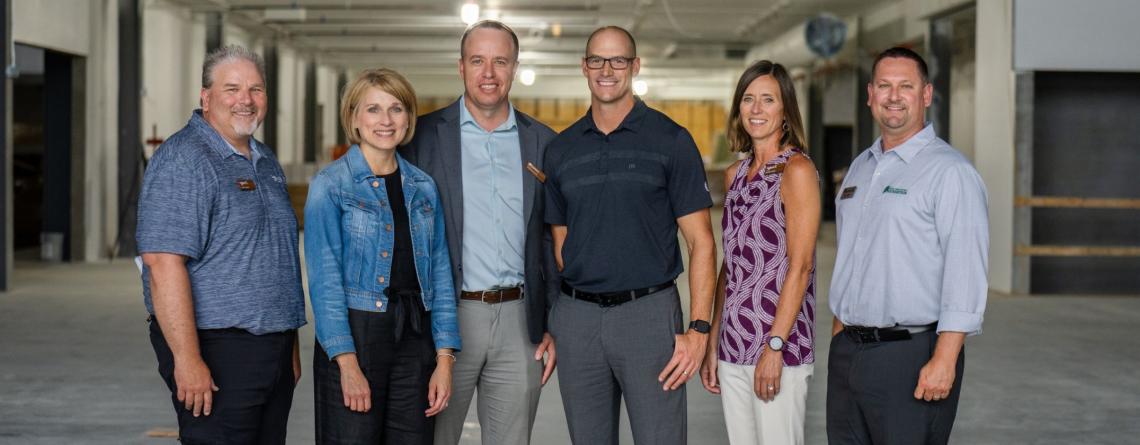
[689,320,711,334]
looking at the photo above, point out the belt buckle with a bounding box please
[854,328,878,343]
[481,290,498,304]
[597,293,617,308]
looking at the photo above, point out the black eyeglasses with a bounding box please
[584,56,634,70]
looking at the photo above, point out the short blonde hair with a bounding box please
[339,68,418,146]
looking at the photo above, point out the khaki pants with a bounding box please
[718,361,813,445]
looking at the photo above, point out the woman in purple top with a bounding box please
[700,60,820,445]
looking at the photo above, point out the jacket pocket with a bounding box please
[340,196,384,288]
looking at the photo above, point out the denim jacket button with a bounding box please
[385,224,393,231]
[375,300,383,309]
[381,251,389,258]
[371,180,380,188]
[377,276,385,284]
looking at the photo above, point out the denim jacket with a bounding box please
[304,145,460,358]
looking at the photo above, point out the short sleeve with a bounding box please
[136,147,216,259]
[667,129,713,218]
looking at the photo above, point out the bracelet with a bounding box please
[437,352,456,363]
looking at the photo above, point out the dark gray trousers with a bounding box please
[826,329,965,445]
[550,286,686,445]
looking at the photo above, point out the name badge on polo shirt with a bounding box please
[236,179,257,191]
[883,185,908,195]
[840,186,857,199]
[764,163,786,175]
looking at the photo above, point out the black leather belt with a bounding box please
[845,323,937,343]
[560,281,674,307]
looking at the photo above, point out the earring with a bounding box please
[782,121,789,132]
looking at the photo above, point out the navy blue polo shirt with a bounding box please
[544,99,712,293]
[137,110,306,335]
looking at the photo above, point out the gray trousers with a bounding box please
[434,298,542,445]
[550,286,686,445]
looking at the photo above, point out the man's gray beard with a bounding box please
[232,119,263,138]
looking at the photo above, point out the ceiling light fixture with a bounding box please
[633,79,648,96]
[461,2,480,25]
[520,68,536,86]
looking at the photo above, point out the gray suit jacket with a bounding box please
[400,99,559,344]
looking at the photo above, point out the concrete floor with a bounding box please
[2,221,1139,444]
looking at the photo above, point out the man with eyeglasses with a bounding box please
[543,26,716,445]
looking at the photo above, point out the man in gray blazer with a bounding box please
[400,20,558,445]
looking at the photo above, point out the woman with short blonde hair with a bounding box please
[306,68,460,444]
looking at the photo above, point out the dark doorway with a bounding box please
[821,125,853,221]
[11,43,84,263]
[1030,71,1140,294]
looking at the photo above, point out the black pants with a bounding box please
[313,305,437,445]
[149,320,296,445]
[826,329,965,445]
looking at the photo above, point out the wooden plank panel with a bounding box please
[691,101,712,157]
[537,99,557,122]
[1015,244,1140,257]
[1014,196,1140,209]
[513,98,536,117]
[557,99,579,122]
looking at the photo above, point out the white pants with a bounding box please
[718,360,813,445]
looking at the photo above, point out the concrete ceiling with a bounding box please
[179,0,891,79]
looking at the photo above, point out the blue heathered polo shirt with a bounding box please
[137,110,306,335]
[544,99,712,293]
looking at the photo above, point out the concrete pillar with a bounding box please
[973,0,1016,294]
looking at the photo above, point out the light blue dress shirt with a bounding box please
[829,124,988,335]
[459,97,526,291]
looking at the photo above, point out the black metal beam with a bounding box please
[304,59,316,163]
[1,0,10,289]
[855,53,874,157]
[927,16,952,139]
[262,44,278,152]
[205,12,224,54]
[336,70,346,146]
[116,0,141,257]
[42,50,72,261]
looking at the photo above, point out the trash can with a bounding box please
[41,232,64,263]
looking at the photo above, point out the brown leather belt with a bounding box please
[460,286,523,304]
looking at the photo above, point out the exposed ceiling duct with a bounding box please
[744,14,856,68]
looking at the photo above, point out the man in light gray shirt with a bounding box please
[827,47,988,445]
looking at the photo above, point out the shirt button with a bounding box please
[372,180,380,188]
[381,251,389,258]
[375,300,383,309]
[377,276,385,284]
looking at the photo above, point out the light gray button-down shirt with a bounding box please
[829,124,988,335]
[458,96,525,291]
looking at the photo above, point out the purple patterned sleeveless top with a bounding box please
[718,149,816,366]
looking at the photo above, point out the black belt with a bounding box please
[845,323,937,343]
[560,281,674,307]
